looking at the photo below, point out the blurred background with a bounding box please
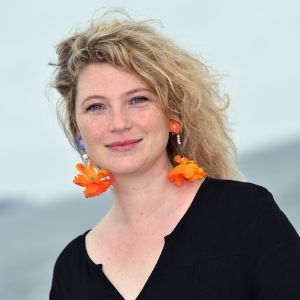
[0,0,299,299]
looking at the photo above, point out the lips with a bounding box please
[105,139,143,151]
[106,139,142,147]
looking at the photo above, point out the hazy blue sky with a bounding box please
[1,0,299,203]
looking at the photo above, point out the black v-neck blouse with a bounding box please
[49,178,300,299]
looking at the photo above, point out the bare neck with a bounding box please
[110,158,174,224]
[106,159,201,234]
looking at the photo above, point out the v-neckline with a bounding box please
[81,177,209,299]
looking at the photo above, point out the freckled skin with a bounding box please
[75,63,171,176]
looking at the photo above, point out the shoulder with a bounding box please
[204,176,280,212]
[197,177,283,230]
[189,177,299,255]
[52,230,90,277]
[205,176,272,198]
[50,230,95,298]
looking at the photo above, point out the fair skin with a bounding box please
[75,63,204,300]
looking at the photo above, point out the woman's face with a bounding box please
[75,63,171,176]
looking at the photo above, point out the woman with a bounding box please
[49,11,300,300]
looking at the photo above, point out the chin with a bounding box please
[107,159,149,176]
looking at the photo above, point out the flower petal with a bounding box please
[94,178,112,186]
[84,181,112,197]
[87,161,97,177]
[175,176,183,187]
[182,165,195,179]
[167,169,177,180]
[84,184,97,197]
[76,163,90,177]
[168,157,206,186]
[96,168,109,179]
[73,174,88,187]
[174,155,182,164]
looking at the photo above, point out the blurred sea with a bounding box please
[1,138,299,300]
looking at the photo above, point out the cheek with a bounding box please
[78,119,105,146]
[142,111,169,142]
[154,111,169,134]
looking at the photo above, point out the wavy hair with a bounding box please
[49,10,242,180]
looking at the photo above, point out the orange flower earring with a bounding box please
[73,136,112,198]
[167,120,206,187]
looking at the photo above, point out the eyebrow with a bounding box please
[82,88,152,103]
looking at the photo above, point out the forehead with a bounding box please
[76,63,151,99]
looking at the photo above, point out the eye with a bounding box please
[130,96,149,105]
[86,103,105,112]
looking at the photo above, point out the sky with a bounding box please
[0,0,299,203]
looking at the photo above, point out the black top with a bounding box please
[50,177,300,299]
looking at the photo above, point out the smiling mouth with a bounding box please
[105,139,143,151]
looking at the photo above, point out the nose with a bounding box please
[107,108,132,132]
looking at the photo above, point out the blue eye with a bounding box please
[87,103,105,112]
[130,96,148,104]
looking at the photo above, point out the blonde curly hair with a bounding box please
[50,10,242,180]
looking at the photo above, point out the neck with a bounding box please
[108,156,181,228]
